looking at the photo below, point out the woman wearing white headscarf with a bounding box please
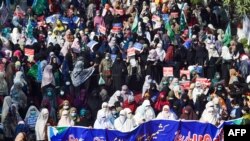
[97,102,111,120]
[25,105,40,131]
[156,105,177,120]
[14,71,27,87]
[123,108,137,132]
[114,110,127,132]
[142,75,156,98]
[134,100,155,125]
[221,46,232,84]
[109,90,122,107]
[41,65,55,88]
[35,108,49,141]
[155,43,166,62]
[94,110,114,129]
[58,110,74,126]
[71,60,95,87]
[10,27,21,45]
[192,82,204,105]
[200,101,219,125]
[221,46,232,60]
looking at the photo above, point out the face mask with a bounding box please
[105,57,110,60]
[216,75,220,79]
[217,87,222,91]
[127,113,132,118]
[63,105,69,110]
[47,91,52,96]
[30,111,36,115]
[163,81,168,85]
[60,90,64,95]
[66,81,70,86]
[112,110,116,115]
[71,113,77,117]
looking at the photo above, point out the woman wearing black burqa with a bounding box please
[195,42,208,66]
[111,54,127,92]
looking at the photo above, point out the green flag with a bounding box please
[223,23,231,46]
[165,21,175,42]
[32,0,47,15]
[180,11,186,31]
[131,13,139,33]
[26,17,33,38]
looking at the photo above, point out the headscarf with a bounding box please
[24,106,40,129]
[155,43,166,62]
[109,90,122,107]
[58,110,73,126]
[123,108,137,132]
[10,82,27,109]
[156,105,177,120]
[221,46,232,60]
[200,101,219,125]
[71,61,95,87]
[114,110,127,132]
[192,82,204,104]
[165,45,174,61]
[11,28,21,44]
[37,60,48,82]
[35,108,49,141]
[147,49,159,61]
[180,106,198,120]
[229,69,238,84]
[71,38,81,53]
[142,75,153,98]
[94,109,114,129]
[1,96,12,123]
[41,65,55,88]
[14,71,27,87]
[134,100,155,125]
[97,102,111,120]
[0,72,8,96]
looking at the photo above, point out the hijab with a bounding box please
[134,100,155,124]
[165,45,174,61]
[109,90,122,107]
[221,46,232,60]
[97,102,111,120]
[71,61,95,87]
[114,110,127,132]
[155,43,166,62]
[58,110,73,126]
[200,101,218,125]
[94,109,114,129]
[37,60,48,82]
[123,108,137,132]
[14,71,27,87]
[180,105,198,120]
[10,82,27,109]
[0,72,8,96]
[35,108,49,141]
[1,96,12,123]
[156,105,177,120]
[142,75,154,98]
[41,65,55,88]
[25,106,40,123]
[11,28,21,45]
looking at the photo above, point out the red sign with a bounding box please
[163,67,173,77]
[24,48,35,56]
[180,81,190,90]
[180,70,190,80]
[196,78,211,86]
[127,48,136,56]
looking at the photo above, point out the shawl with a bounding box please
[71,61,95,87]
[94,110,114,129]
[134,100,155,125]
[11,28,21,45]
[123,108,137,132]
[221,46,232,60]
[37,60,48,82]
[114,110,127,132]
[155,43,166,62]
[35,108,49,141]
[58,110,74,126]
[14,71,27,87]
[180,105,198,120]
[200,101,219,125]
[41,65,55,88]
[0,72,8,96]
[24,106,40,129]
[1,96,12,123]
[156,105,177,120]
[71,38,81,53]
[108,90,121,107]
[10,82,27,109]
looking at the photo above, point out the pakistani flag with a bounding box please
[223,23,231,46]
[180,11,186,31]
[165,21,175,42]
[131,13,139,33]
[32,0,47,15]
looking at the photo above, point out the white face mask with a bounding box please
[130,58,137,67]
[66,81,70,86]
[60,91,65,96]
[112,110,116,114]
[105,57,110,60]
[63,105,69,110]
[127,113,133,119]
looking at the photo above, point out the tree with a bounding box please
[223,0,250,17]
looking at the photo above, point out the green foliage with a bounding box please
[239,38,250,49]
[223,0,250,16]
[190,0,202,5]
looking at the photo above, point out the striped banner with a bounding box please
[111,23,122,33]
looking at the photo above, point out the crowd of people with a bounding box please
[0,0,250,141]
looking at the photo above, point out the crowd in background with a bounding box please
[0,0,250,141]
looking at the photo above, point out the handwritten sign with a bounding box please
[180,70,190,80]
[127,48,136,56]
[24,48,35,56]
[196,78,211,86]
[180,81,190,90]
[163,67,173,77]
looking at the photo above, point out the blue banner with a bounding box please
[48,120,225,141]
